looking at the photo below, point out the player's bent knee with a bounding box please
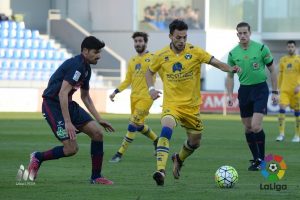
[91,131,103,141]
[64,145,79,156]
[186,140,200,150]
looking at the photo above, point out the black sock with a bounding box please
[245,132,258,160]
[255,130,265,160]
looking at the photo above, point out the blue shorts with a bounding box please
[238,82,269,118]
[42,98,93,141]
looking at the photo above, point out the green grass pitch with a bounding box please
[0,112,299,200]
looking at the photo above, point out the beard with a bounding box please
[135,45,146,54]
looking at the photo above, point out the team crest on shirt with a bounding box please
[252,62,259,69]
[172,62,183,72]
[145,58,150,62]
[185,53,192,60]
[135,63,141,70]
[73,70,81,81]
[287,63,292,69]
[164,56,169,61]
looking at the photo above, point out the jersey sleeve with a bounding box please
[117,61,133,92]
[64,64,84,86]
[149,54,162,73]
[195,47,212,64]
[261,45,273,65]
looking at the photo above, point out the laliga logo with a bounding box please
[260,154,287,191]
[16,164,35,185]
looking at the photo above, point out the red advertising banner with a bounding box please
[200,92,239,113]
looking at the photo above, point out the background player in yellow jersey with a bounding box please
[109,32,158,163]
[276,40,300,142]
[145,19,240,186]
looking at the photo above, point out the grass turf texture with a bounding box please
[0,112,299,200]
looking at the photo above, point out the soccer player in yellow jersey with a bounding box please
[276,40,300,142]
[109,32,158,162]
[145,19,240,186]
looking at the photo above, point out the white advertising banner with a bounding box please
[0,88,39,112]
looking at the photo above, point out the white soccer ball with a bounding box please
[215,165,238,188]
[268,163,278,172]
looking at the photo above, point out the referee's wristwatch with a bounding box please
[271,90,279,95]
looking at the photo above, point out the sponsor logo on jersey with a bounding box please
[73,71,81,81]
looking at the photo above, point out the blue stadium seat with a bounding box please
[47,40,55,49]
[18,61,26,70]
[8,39,17,48]
[16,29,24,38]
[8,21,17,30]
[34,61,43,70]
[45,50,54,60]
[16,39,24,48]
[0,29,9,38]
[37,50,45,60]
[16,21,25,30]
[4,49,14,58]
[0,38,9,48]
[32,39,40,49]
[0,21,9,29]
[13,49,22,59]
[1,61,9,69]
[26,62,34,70]
[24,39,32,48]
[39,40,48,49]
[42,62,51,71]
[8,29,17,38]
[10,61,18,70]
[21,49,30,59]
[29,50,38,59]
[32,30,39,39]
[24,29,32,39]
[0,49,6,58]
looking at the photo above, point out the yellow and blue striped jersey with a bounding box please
[149,43,212,107]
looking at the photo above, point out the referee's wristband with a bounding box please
[271,90,279,95]
[148,86,155,92]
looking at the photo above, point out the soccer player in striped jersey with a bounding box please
[146,19,240,186]
[226,22,278,171]
[276,40,300,142]
[109,32,158,163]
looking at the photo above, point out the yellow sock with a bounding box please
[178,140,195,161]
[118,131,136,155]
[278,113,285,135]
[295,115,300,137]
[156,137,169,171]
[140,124,158,141]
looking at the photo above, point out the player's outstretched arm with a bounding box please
[81,88,115,132]
[209,57,241,73]
[145,68,161,100]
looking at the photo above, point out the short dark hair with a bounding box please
[169,19,188,35]
[81,36,105,52]
[236,22,251,32]
[287,40,296,45]
[132,32,149,43]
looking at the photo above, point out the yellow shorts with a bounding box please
[161,105,203,134]
[130,97,153,125]
[279,91,300,110]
